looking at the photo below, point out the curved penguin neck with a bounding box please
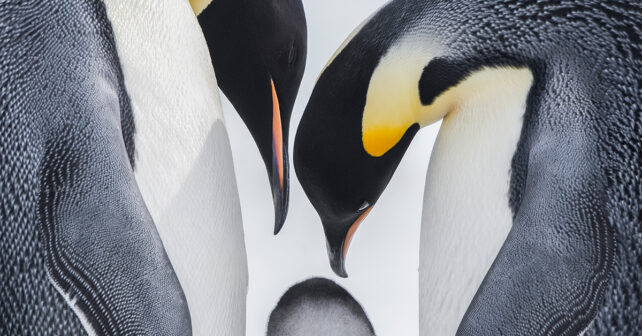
[418,65,533,334]
[103,0,247,334]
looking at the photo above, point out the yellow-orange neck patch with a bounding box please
[361,37,533,158]
[189,0,213,16]
[362,126,410,157]
[361,40,443,157]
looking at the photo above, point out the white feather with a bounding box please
[102,1,248,335]
[419,67,533,335]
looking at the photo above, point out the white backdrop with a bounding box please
[220,1,441,334]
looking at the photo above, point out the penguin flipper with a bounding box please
[456,134,611,335]
[39,114,192,335]
[36,54,192,336]
[41,125,192,336]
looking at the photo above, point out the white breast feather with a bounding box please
[102,1,248,335]
[419,67,533,335]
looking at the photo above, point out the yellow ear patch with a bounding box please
[361,38,533,157]
[361,41,442,157]
[189,0,213,16]
[363,126,411,157]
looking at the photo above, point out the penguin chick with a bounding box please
[267,278,375,336]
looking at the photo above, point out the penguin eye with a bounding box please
[287,45,298,65]
[357,201,370,213]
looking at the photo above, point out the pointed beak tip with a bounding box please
[271,183,288,236]
[273,215,285,235]
[326,207,372,277]
[327,241,349,278]
[334,267,349,279]
[330,257,349,278]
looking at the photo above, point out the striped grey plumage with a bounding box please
[1,1,190,335]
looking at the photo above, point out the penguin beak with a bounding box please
[271,80,289,235]
[326,207,373,278]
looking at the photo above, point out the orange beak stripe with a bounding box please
[343,207,373,259]
[271,80,284,190]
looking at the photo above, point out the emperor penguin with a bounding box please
[1,0,306,335]
[294,1,641,335]
[192,0,308,234]
[267,278,375,336]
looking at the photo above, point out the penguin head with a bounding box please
[294,2,534,277]
[267,278,375,336]
[196,0,307,234]
[294,6,420,277]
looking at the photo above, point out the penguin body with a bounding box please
[295,1,641,334]
[267,278,375,336]
[102,1,247,335]
[0,1,190,334]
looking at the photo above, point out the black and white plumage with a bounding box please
[1,1,190,335]
[267,278,375,336]
[294,1,641,335]
[2,0,307,334]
